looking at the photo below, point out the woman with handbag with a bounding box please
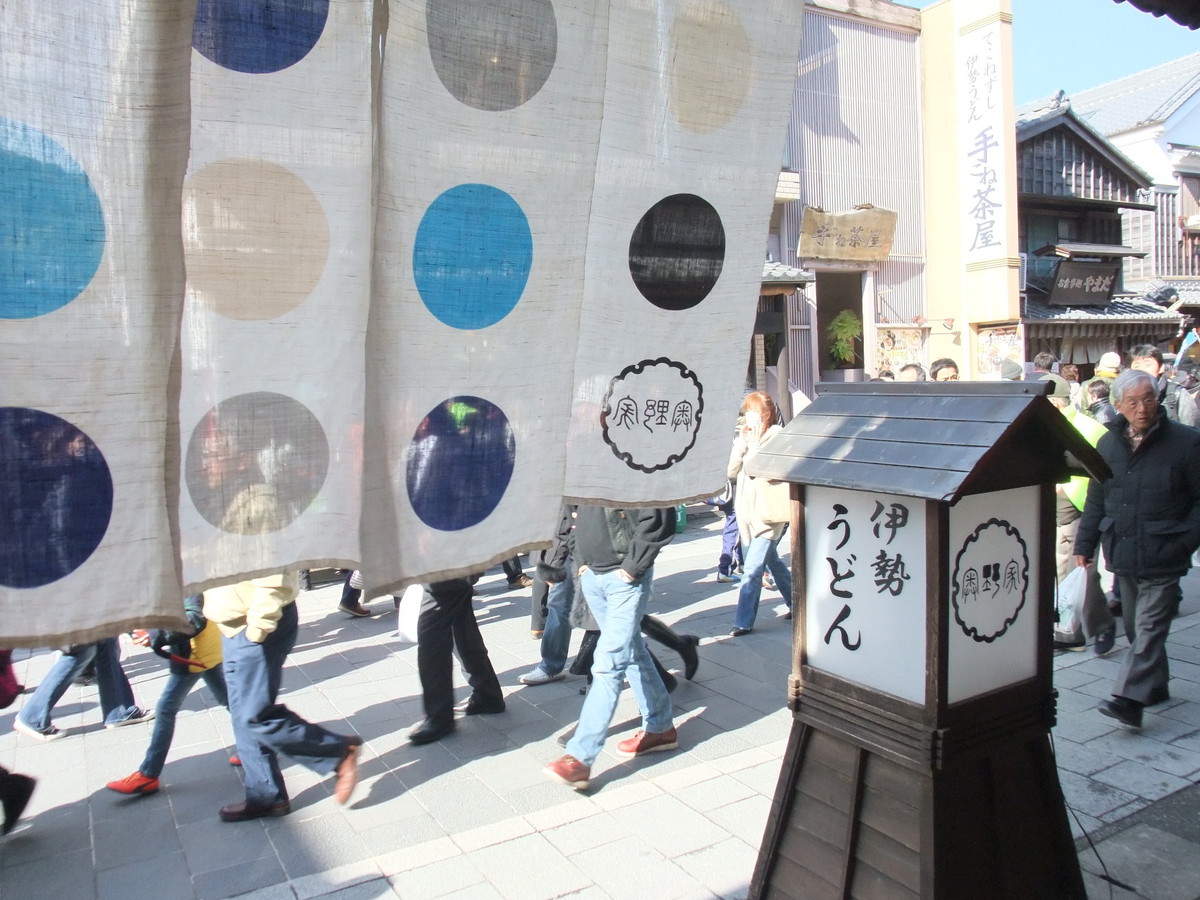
[727,391,793,636]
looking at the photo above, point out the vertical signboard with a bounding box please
[946,486,1039,703]
[804,486,927,704]
[958,19,1008,264]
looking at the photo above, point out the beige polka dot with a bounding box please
[183,158,329,320]
[669,2,753,134]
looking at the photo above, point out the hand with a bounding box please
[1073,555,1091,569]
[616,569,636,584]
[131,629,151,648]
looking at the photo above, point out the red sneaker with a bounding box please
[106,772,160,796]
[543,755,591,790]
[229,755,241,767]
[616,727,678,758]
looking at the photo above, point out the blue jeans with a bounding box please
[221,603,349,805]
[539,565,576,676]
[139,663,229,778]
[733,534,793,630]
[17,638,137,729]
[719,506,743,576]
[566,567,672,767]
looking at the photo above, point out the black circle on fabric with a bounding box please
[628,194,725,311]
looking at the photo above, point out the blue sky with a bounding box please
[911,0,1198,104]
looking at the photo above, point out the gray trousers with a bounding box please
[1112,575,1179,705]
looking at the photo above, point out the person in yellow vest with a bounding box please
[107,594,236,796]
[1043,374,1117,655]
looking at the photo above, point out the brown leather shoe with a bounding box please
[334,739,362,805]
[219,799,291,822]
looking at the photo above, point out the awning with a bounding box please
[761,260,815,295]
[1022,294,1183,344]
[1033,242,1148,259]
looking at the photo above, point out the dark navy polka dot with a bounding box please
[413,184,532,330]
[629,194,725,311]
[407,397,515,531]
[0,118,105,319]
[0,408,112,588]
[193,0,329,74]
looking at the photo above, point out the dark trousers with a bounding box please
[221,603,348,805]
[1113,575,1179,705]
[417,579,503,725]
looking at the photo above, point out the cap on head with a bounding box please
[1096,351,1121,372]
[999,358,1023,381]
[1039,373,1071,400]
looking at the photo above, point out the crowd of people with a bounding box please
[7,345,1199,834]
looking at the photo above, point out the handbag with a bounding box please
[753,476,792,526]
[395,583,424,643]
[1054,566,1087,639]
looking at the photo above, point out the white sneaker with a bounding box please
[13,718,64,742]
[519,665,565,686]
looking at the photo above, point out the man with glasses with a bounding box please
[1074,369,1200,728]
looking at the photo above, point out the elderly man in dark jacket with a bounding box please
[1074,369,1200,728]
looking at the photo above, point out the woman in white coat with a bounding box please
[726,391,793,636]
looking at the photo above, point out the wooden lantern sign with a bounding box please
[746,381,1108,900]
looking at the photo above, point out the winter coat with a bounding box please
[1074,409,1200,577]
[568,505,675,581]
[728,423,785,545]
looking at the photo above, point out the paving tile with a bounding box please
[193,855,290,900]
[570,835,707,900]
[673,836,760,900]
[462,833,592,900]
[291,861,386,900]
[1090,759,1193,801]
[96,848,196,900]
[1082,824,1200,900]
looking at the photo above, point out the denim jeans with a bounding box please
[539,565,576,676]
[717,503,743,576]
[566,567,672,767]
[222,603,349,805]
[733,534,793,630]
[17,638,137,729]
[139,663,229,778]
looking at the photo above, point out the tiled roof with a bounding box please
[1119,0,1200,30]
[1142,278,1200,304]
[1069,51,1200,136]
[761,260,814,285]
[1022,295,1183,323]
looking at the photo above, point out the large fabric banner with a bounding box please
[0,2,196,644]
[178,0,375,590]
[1,1,804,640]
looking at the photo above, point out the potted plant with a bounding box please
[822,309,865,382]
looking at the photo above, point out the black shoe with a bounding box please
[219,799,291,822]
[1052,638,1086,652]
[1146,686,1171,707]
[1098,696,1143,729]
[453,696,506,716]
[408,718,455,745]
[729,627,752,637]
[680,635,700,681]
[1,773,36,835]
[1093,623,1117,656]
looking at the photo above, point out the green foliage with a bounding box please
[826,309,862,367]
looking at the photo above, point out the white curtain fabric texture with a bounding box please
[1,0,803,644]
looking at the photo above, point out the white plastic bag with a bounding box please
[395,583,424,644]
[1054,566,1087,639]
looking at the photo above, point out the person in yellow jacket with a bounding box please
[203,573,361,821]
[107,594,236,797]
[1045,374,1117,655]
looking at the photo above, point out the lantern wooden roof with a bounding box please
[747,381,1110,502]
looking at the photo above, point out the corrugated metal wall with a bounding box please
[780,9,925,394]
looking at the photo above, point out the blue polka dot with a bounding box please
[0,408,113,589]
[193,0,329,74]
[406,397,515,531]
[413,184,532,330]
[0,118,105,320]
